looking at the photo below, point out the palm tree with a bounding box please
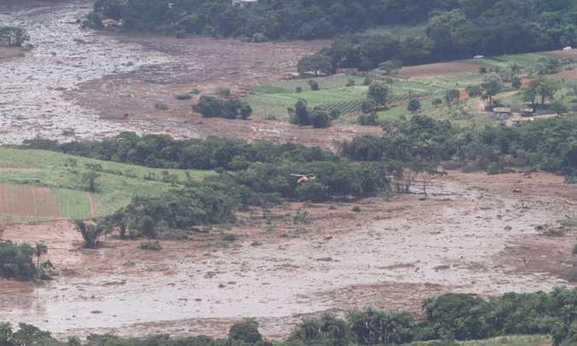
[33,242,47,279]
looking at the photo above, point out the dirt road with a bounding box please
[0,171,574,339]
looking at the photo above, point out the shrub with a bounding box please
[309,107,330,128]
[217,87,231,97]
[308,80,319,91]
[140,241,162,251]
[190,88,200,94]
[346,78,356,86]
[229,318,263,343]
[154,102,169,110]
[174,94,192,100]
[0,241,35,280]
[295,86,303,93]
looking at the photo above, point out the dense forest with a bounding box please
[343,115,577,177]
[4,287,577,345]
[90,0,577,69]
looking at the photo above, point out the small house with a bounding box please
[493,107,512,120]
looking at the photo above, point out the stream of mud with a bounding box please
[0,173,574,338]
[0,0,168,143]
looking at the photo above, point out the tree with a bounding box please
[445,89,460,107]
[229,318,262,343]
[465,85,483,97]
[481,74,503,108]
[239,101,252,119]
[551,101,568,116]
[309,107,330,128]
[193,96,223,118]
[0,27,30,47]
[82,171,101,192]
[308,80,320,91]
[297,54,333,76]
[407,99,421,114]
[75,220,105,249]
[33,242,47,279]
[367,83,390,110]
[289,100,310,125]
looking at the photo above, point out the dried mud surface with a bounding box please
[0,171,575,339]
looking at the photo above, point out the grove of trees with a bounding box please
[343,115,577,176]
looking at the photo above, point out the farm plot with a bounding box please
[0,183,59,218]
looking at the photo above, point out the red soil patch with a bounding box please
[0,183,58,218]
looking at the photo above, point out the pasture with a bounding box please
[0,147,214,220]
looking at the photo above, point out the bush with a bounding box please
[229,318,263,343]
[193,96,252,119]
[140,241,162,251]
[174,94,192,100]
[217,87,231,97]
[0,241,35,280]
[309,107,330,128]
[295,86,303,93]
[154,102,169,110]
[308,80,320,91]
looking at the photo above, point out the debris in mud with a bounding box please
[90,310,103,314]
[536,223,567,237]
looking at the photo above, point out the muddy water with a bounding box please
[0,0,168,143]
[0,175,574,338]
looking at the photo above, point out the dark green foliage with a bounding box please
[309,107,330,128]
[289,100,310,126]
[307,80,320,91]
[75,221,106,249]
[299,1,577,71]
[297,55,333,76]
[23,133,338,170]
[154,102,169,110]
[367,83,390,109]
[193,96,252,119]
[0,26,30,47]
[407,99,421,114]
[0,241,35,280]
[342,115,577,176]
[174,94,192,100]
[229,318,262,343]
[140,240,162,251]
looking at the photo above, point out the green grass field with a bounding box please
[401,335,550,346]
[0,147,215,219]
[248,49,577,127]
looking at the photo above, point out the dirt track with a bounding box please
[0,171,574,339]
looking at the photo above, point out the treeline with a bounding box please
[89,0,460,40]
[306,0,577,71]
[23,134,389,239]
[5,287,577,345]
[343,115,577,176]
[23,133,338,170]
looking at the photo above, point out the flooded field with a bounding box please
[0,172,575,339]
[0,0,373,149]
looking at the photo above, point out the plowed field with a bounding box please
[0,183,58,218]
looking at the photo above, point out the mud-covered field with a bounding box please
[1,0,576,341]
[0,171,575,339]
[0,0,380,150]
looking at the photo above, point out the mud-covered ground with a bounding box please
[0,171,575,339]
[0,0,380,150]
